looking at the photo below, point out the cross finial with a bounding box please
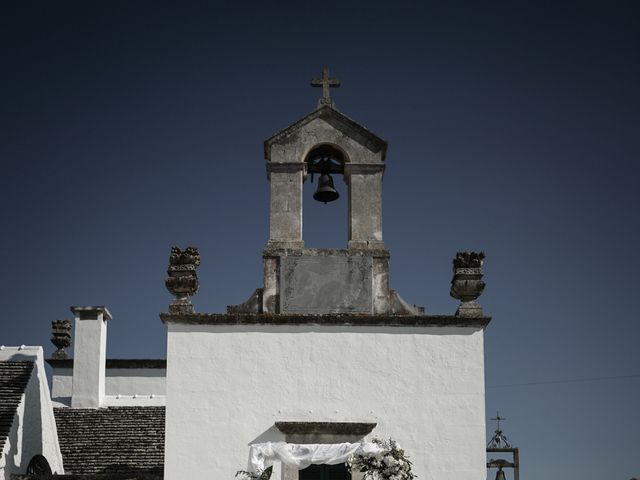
[311,66,340,108]
[487,411,513,448]
[491,411,506,431]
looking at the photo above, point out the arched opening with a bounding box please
[26,455,52,475]
[303,144,349,248]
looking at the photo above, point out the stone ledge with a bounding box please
[262,247,391,258]
[343,163,386,174]
[275,422,377,436]
[159,312,491,328]
[265,162,306,173]
[70,306,112,320]
[46,359,167,369]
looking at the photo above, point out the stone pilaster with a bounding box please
[266,162,305,249]
[345,163,385,249]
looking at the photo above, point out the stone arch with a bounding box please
[302,143,350,247]
[303,142,350,166]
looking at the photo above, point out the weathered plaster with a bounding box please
[346,168,384,248]
[280,253,372,313]
[268,165,305,247]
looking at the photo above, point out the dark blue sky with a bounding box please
[2,2,639,479]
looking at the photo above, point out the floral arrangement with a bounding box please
[235,466,272,480]
[347,438,416,480]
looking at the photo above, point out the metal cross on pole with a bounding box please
[486,412,519,480]
[488,411,512,448]
[311,66,340,108]
[492,412,505,432]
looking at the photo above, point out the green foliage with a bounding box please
[235,465,273,480]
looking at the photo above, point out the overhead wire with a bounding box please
[487,373,640,388]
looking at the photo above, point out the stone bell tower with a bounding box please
[231,67,422,316]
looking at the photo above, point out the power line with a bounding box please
[487,373,640,388]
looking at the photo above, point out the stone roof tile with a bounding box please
[53,407,165,476]
[0,360,34,454]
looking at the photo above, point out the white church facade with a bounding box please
[1,69,491,480]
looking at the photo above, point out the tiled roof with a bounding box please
[54,407,165,476]
[0,360,34,454]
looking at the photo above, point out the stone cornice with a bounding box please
[275,421,377,436]
[159,313,491,328]
[262,247,390,259]
[70,306,112,320]
[265,162,306,173]
[343,163,386,175]
[46,359,167,369]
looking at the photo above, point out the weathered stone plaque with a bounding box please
[280,255,373,313]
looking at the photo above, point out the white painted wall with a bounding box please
[105,368,166,396]
[50,368,72,404]
[51,367,166,405]
[71,307,110,408]
[0,347,64,479]
[164,324,486,480]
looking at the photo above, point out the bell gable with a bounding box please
[264,105,387,164]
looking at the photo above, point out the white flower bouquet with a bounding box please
[347,438,416,480]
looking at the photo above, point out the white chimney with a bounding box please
[70,306,112,408]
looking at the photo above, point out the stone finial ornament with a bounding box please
[450,251,486,318]
[165,246,200,313]
[51,320,72,359]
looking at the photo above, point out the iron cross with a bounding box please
[491,412,506,431]
[311,66,340,106]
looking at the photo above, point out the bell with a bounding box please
[495,468,507,480]
[313,173,340,203]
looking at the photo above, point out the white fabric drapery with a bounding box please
[249,442,384,472]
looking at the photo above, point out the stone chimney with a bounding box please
[70,306,111,408]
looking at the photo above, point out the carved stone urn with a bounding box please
[51,320,72,359]
[165,246,200,314]
[450,251,486,317]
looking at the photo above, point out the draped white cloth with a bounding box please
[248,442,384,472]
